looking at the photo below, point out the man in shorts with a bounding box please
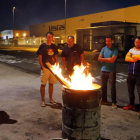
[36,32,58,107]
[61,35,84,76]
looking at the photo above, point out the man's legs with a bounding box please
[127,74,135,106]
[40,84,46,105]
[123,74,135,110]
[101,71,108,102]
[40,68,50,106]
[136,76,140,114]
[49,72,57,104]
[49,83,54,102]
[109,72,117,104]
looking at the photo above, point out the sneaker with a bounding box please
[123,104,135,110]
[112,103,117,109]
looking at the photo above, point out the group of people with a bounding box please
[36,32,84,107]
[36,31,140,116]
[98,36,140,115]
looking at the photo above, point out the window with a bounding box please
[114,34,124,44]
[92,36,105,44]
[83,35,91,51]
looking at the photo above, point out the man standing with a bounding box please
[36,32,58,107]
[61,36,84,76]
[123,37,140,116]
[98,36,118,109]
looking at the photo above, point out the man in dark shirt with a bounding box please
[36,32,58,107]
[61,35,84,76]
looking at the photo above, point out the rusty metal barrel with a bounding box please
[62,84,101,140]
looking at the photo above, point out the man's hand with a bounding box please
[105,58,113,63]
[84,62,91,68]
[132,58,137,62]
[131,55,138,62]
[64,67,67,72]
[56,62,59,66]
[132,55,138,60]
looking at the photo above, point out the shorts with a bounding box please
[41,68,57,85]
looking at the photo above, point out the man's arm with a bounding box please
[132,54,140,60]
[55,55,58,65]
[80,53,84,65]
[98,55,117,63]
[62,57,67,70]
[38,55,44,69]
[125,52,137,62]
[98,55,107,62]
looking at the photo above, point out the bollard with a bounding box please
[62,84,101,140]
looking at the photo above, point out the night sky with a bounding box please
[0,0,140,31]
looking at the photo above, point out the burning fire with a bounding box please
[49,63,100,90]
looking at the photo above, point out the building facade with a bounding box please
[1,30,30,39]
[29,5,140,52]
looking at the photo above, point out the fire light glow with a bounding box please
[51,63,99,90]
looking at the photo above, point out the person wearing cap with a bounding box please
[36,32,58,107]
[123,37,140,116]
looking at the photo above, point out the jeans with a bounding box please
[101,71,117,103]
[127,73,140,106]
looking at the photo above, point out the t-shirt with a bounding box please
[61,44,83,71]
[36,43,58,69]
[100,45,118,72]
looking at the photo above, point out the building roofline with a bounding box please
[74,23,140,31]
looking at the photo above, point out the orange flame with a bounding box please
[51,63,100,90]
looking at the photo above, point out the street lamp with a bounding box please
[65,0,66,42]
[23,33,26,37]
[13,7,15,38]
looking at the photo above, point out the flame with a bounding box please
[51,63,100,90]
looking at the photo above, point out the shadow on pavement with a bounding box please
[46,103,62,110]
[101,138,111,140]
[0,111,17,125]
[117,105,124,109]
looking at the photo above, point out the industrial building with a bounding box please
[1,30,30,39]
[29,5,140,53]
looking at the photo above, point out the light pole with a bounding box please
[13,7,15,38]
[65,0,66,42]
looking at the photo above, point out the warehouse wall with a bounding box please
[29,5,140,43]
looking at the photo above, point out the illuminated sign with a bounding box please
[49,24,65,31]
[3,31,12,35]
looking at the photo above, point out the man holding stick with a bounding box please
[36,32,58,107]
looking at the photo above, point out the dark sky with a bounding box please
[0,0,140,31]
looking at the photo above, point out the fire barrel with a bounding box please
[62,84,102,140]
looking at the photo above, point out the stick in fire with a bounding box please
[45,62,71,88]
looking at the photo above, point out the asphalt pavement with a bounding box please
[0,46,140,140]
